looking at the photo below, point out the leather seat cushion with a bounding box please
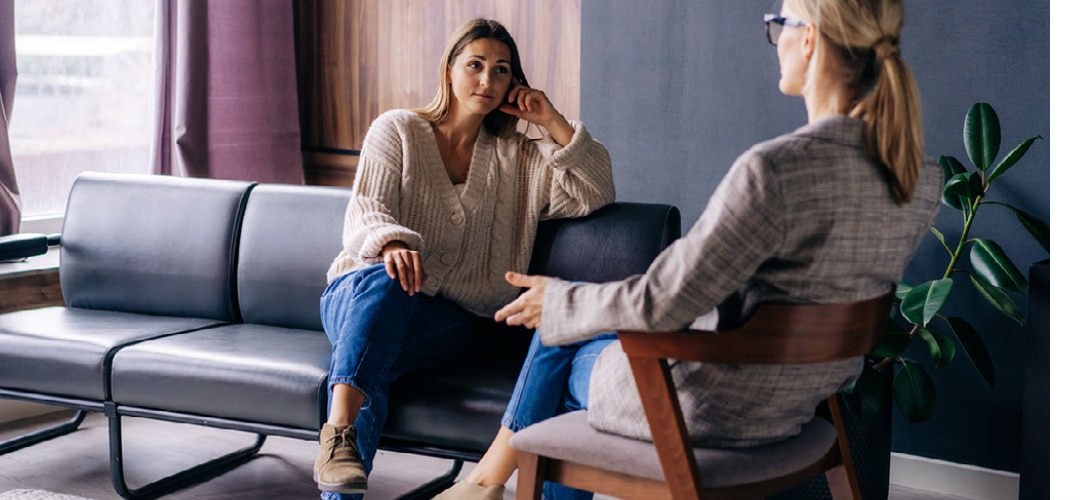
[110,323,331,430]
[0,307,222,401]
[382,324,532,454]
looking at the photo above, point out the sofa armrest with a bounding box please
[0,233,58,261]
[528,202,681,283]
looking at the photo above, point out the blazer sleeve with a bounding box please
[341,115,424,264]
[539,150,785,346]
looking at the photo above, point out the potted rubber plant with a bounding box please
[775,102,1048,500]
[851,101,1050,424]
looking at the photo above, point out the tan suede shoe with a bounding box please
[313,423,368,494]
[432,481,506,500]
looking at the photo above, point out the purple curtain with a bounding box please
[0,0,20,235]
[152,0,303,183]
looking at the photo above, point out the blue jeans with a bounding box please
[502,330,617,500]
[320,265,478,500]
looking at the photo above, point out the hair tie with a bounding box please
[874,36,899,60]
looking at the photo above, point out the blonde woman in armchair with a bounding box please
[434,0,942,499]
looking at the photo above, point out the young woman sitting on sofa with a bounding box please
[314,17,615,500]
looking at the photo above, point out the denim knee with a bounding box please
[323,265,419,398]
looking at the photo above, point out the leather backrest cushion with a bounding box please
[236,184,350,330]
[60,172,253,321]
[529,202,681,282]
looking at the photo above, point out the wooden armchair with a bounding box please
[508,293,893,500]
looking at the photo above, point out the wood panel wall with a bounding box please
[294,0,581,187]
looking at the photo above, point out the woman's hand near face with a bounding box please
[382,241,423,295]
[499,85,574,146]
[494,271,552,329]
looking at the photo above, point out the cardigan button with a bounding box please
[440,253,454,265]
[450,213,464,225]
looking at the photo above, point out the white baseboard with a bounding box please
[891,452,1020,500]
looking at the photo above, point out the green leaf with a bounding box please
[855,361,888,421]
[982,202,1050,254]
[917,327,957,368]
[1014,209,1050,254]
[967,273,1024,325]
[900,279,954,327]
[987,136,1041,184]
[929,227,950,253]
[938,155,967,178]
[970,239,1027,294]
[995,203,1049,254]
[895,281,913,300]
[965,102,1001,171]
[871,323,912,358]
[894,362,936,423]
[937,156,968,209]
[945,316,996,387]
[942,172,983,210]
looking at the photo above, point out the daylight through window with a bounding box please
[10,0,155,218]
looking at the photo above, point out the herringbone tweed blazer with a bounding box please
[540,115,943,447]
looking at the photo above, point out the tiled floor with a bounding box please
[0,411,970,499]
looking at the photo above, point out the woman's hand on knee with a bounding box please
[382,241,423,295]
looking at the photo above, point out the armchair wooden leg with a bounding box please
[825,396,861,500]
[825,462,858,500]
[516,452,546,500]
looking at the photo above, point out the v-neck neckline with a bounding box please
[424,121,493,214]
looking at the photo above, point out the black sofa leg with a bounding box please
[397,459,463,500]
[106,403,266,499]
[0,410,87,454]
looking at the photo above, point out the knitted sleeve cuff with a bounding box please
[547,121,591,168]
[355,225,424,263]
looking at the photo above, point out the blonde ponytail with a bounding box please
[851,37,923,204]
[788,0,923,205]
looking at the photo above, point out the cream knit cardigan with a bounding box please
[327,109,615,317]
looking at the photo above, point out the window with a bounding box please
[11,0,156,219]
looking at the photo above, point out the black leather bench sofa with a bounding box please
[0,172,680,499]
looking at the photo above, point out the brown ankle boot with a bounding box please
[313,423,368,494]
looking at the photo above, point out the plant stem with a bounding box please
[875,192,987,372]
[942,194,983,278]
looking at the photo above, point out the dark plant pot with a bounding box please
[1020,259,1048,500]
[769,358,893,500]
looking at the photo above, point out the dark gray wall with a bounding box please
[580,0,1049,472]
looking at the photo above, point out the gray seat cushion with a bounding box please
[0,307,222,401]
[508,410,837,488]
[110,323,330,430]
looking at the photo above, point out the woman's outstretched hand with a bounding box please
[382,241,423,295]
[494,271,552,329]
[499,85,574,146]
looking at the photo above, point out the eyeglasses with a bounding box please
[764,14,807,46]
